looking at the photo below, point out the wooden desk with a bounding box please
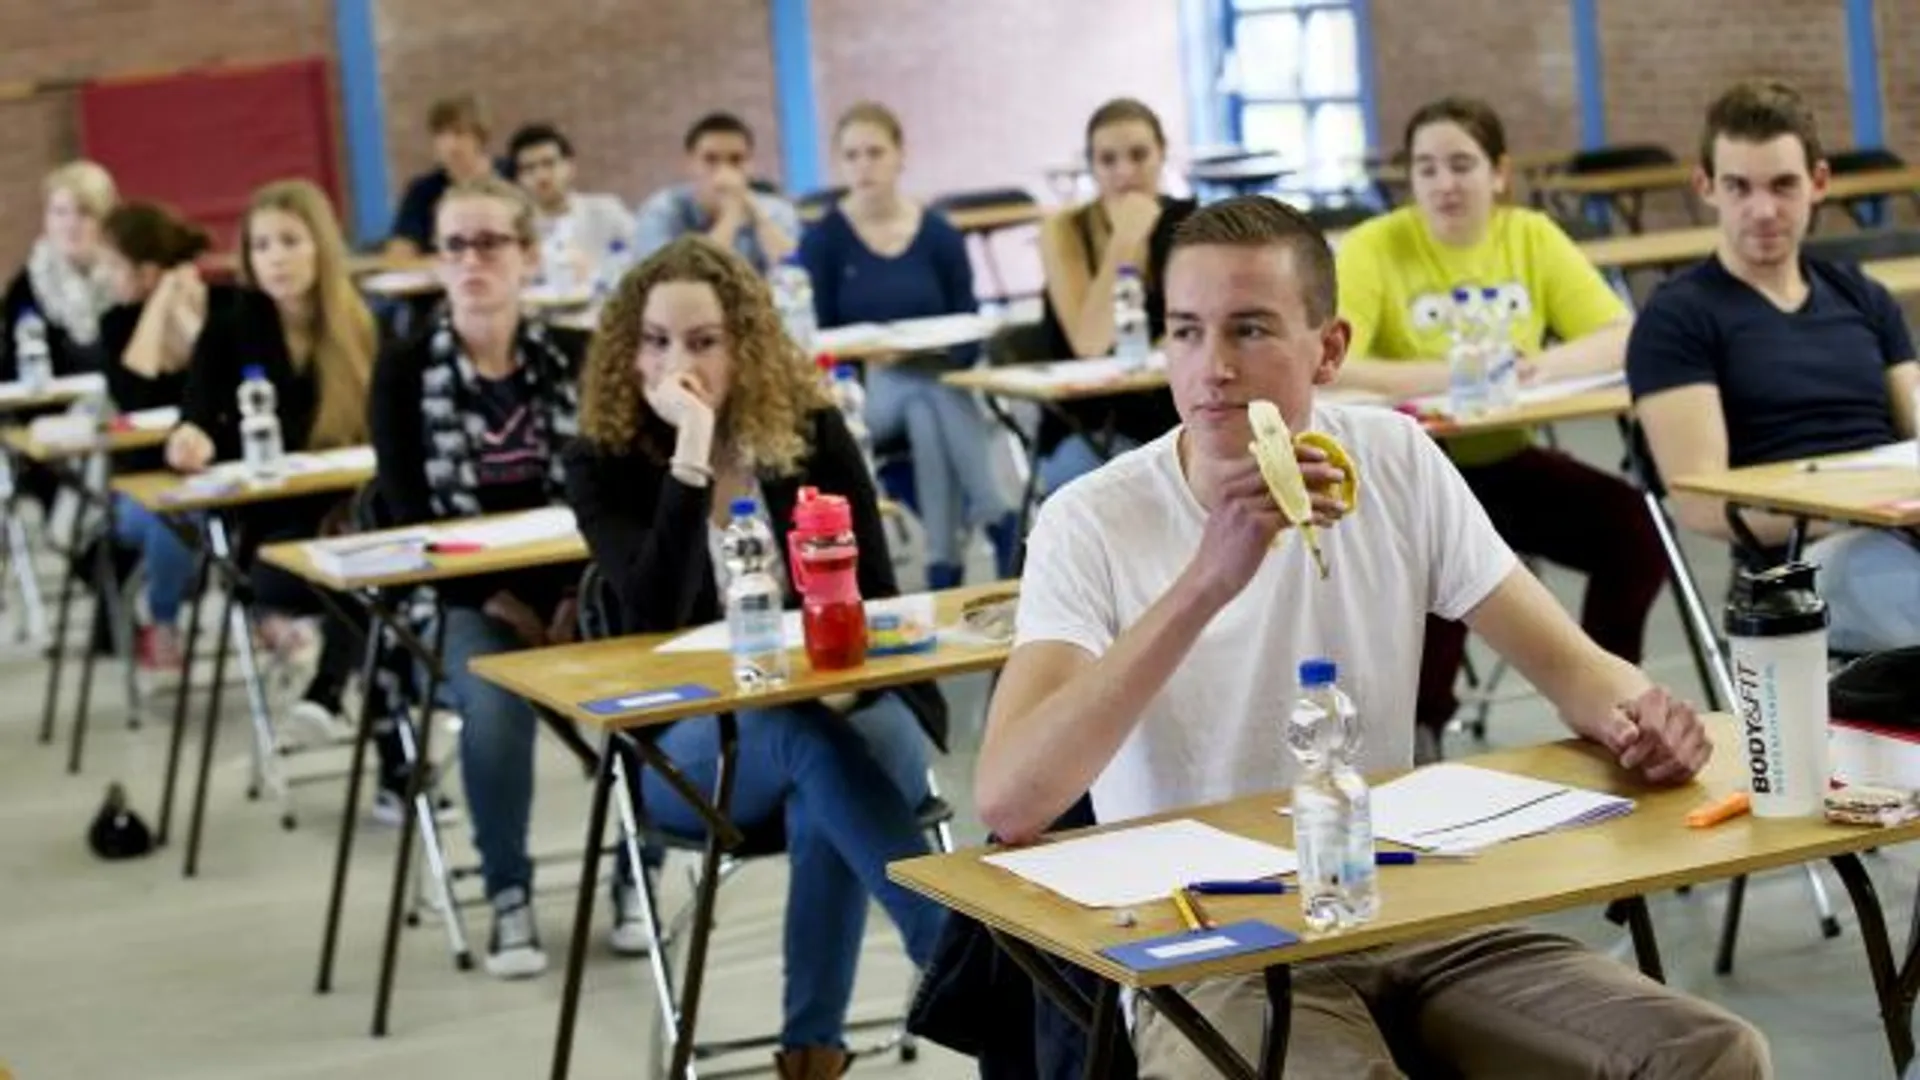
[113,458,374,513]
[1367,150,1570,188]
[0,375,109,414]
[2,424,168,462]
[1535,163,1692,198]
[1423,386,1631,438]
[1669,445,1920,530]
[258,523,587,593]
[1578,226,1717,271]
[1867,255,1920,296]
[944,360,1170,404]
[944,202,1046,234]
[1828,167,1920,202]
[890,716,1920,1072]
[468,581,1018,1077]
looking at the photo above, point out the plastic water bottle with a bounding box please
[1480,286,1521,410]
[540,218,578,293]
[828,364,875,473]
[1113,265,1151,369]
[1288,657,1376,931]
[771,256,817,356]
[1444,287,1489,420]
[236,364,284,479]
[14,309,53,391]
[721,498,790,691]
[593,238,631,302]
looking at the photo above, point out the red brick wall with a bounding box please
[0,0,331,258]
[372,0,779,212]
[1369,0,1579,159]
[809,0,1189,201]
[1875,0,1920,158]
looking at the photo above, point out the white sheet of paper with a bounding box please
[655,610,806,654]
[360,269,436,294]
[816,323,887,353]
[122,406,181,431]
[430,506,578,549]
[1814,440,1919,471]
[984,819,1297,909]
[1410,371,1624,415]
[989,353,1167,393]
[1364,763,1634,852]
[310,445,378,471]
[882,313,994,352]
[0,372,107,402]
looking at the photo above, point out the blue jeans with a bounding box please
[111,495,194,624]
[642,692,946,1049]
[1038,433,1139,496]
[436,607,546,898]
[867,365,1011,566]
[1808,528,1920,652]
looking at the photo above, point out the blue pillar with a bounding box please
[1571,0,1606,150]
[770,0,822,195]
[1846,0,1885,148]
[332,0,391,244]
[1353,0,1379,153]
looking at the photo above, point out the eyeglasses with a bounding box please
[438,231,520,260]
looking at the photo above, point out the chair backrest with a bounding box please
[349,482,393,533]
[1567,143,1678,175]
[794,185,846,218]
[1826,147,1908,175]
[1304,204,1377,232]
[1550,213,1614,242]
[575,562,623,642]
[930,187,1037,213]
[1802,227,1920,264]
[984,319,1055,368]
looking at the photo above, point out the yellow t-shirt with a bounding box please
[1335,206,1628,465]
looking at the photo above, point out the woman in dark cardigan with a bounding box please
[564,235,946,1080]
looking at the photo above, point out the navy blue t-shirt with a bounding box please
[1627,254,1913,468]
[389,159,513,251]
[797,206,978,365]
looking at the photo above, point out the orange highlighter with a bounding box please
[1687,792,1752,828]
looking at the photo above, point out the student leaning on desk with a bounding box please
[1332,96,1666,758]
[563,234,948,1080]
[1629,80,1920,654]
[977,196,1767,1078]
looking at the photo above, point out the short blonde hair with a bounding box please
[437,176,537,246]
[44,160,117,219]
[428,94,489,140]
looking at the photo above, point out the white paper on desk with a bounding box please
[0,372,107,402]
[1815,440,1919,471]
[883,313,995,352]
[656,610,806,653]
[1364,764,1634,852]
[360,269,436,295]
[430,506,578,549]
[309,445,377,471]
[988,353,1167,393]
[816,323,887,353]
[1409,371,1625,416]
[985,819,1297,909]
[121,406,180,431]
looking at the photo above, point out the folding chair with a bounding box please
[1555,143,1688,234]
[1820,148,1916,229]
[929,187,1041,304]
[577,564,955,1078]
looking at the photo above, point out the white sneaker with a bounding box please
[369,783,459,828]
[607,877,653,957]
[485,888,548,979]
[289,701,354,746]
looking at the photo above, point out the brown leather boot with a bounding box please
[773,1047,852,1079]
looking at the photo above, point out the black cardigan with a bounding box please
[179,286,315,461]
[563,407,949,751]
[369,320,591,610]
[1,268,104,383]
[99,302,189,474]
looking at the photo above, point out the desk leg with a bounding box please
[1714,874,1748,976]
[1083,982,1121,1080]
[551,733,617,1080]
[1829,853,1920,1072]
[183,587,238,879]
[666,711,739,1079]
[371,611,448,1038]
[1257,965,1293,1079]
[6,508,48,645]
[36,513,83,745]
[316,592,387,994]
[67,514,112,773]
[156,544,212,847]
[1618,895,1666,982]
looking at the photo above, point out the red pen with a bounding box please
[428,541,486,555]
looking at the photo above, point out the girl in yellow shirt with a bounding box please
[1334,97,1666,752]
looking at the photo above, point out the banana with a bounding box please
[1245,400,1358,579]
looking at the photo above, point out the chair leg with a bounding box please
[1806,863,1845,939]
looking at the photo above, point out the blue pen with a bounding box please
[1375,851,1418,866]
[1187,880,1288,896]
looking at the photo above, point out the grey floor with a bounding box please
[0,415,1914,1078]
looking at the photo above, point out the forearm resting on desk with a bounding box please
[1532,321,1630,381]
[977,571,1220,843]
[1336,357,1450,400]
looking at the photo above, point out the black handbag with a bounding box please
[1831,647,1920,728]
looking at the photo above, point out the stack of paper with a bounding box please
[1815,440,1918,472]
[430,506,578,549]
[304,531,432,579]
[1366,764,1634,852]
[984,819,1297,908]
[118,407,181,431]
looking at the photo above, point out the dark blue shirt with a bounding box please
[797,206,978,365]
[389,160,512,251]
[1627,254,1913,468]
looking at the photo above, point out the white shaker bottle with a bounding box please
[1725,561,1830,817]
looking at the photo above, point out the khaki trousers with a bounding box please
[1133,926,1770,1079]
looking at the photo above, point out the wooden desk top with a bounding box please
[1578,226,1717,270]
[257,516,589,592]
[1865,255,1920,295]
[1188,159,1293,184]
[891,716,1910,989]
[469,583,1017,732]
[1534,163,1692,196]
[942,202,1046,234]
[943,360,1169,403]
[1423,386,1631,438]
[1367,151,1570,187]
[1669,445,1920,529]
[1827,167,1920,201]
[112,459,374,514]
[3,424,168,462]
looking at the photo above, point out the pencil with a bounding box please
[1183,887,1218,931]
[1170,887,1207,932]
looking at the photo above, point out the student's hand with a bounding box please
[546,595,580,646]
[1108,192,1163,252]
[484,591,549,648]
[709,168,751,223]
[644,371,717,431]
[1184,447,1348,608]
[1598,685,1713,785]
[165,423,215,474]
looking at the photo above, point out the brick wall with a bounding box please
[372,0,779,214]
[1875,0,1920,158]
[809,0,1188,201]
[0,0,332,257]
[1369,0,1579,160]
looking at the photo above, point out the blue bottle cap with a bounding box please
[241,364,266,381]
[1298,658,1337,687]
[729,497,758,517]
[833,364,858,381]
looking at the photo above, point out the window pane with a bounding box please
[1301,10,1358,97]
[1233,0,1309,9]
[1233,13,1302,99]
[1241,103,1308,167]
[1307,103,1367,190]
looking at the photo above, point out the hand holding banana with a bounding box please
[1246,400,1358,579]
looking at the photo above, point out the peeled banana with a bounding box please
[1246,400,1358,578]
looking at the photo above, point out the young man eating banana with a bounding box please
[977,196,1768,1078]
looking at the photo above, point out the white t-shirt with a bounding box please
[1014,402,1517,826]
[538,192,637,265]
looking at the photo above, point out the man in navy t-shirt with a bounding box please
[1628,80,1919,653]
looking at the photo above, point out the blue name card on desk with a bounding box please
[580,684,718,717]
[1100,920,1299,974]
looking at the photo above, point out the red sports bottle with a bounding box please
[788,486,867,671]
